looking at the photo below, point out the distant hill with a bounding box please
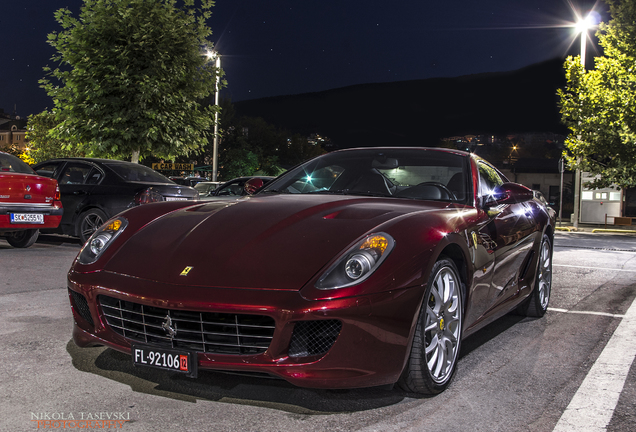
[234,58,568,148]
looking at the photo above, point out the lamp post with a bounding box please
[207,50,221,182]
[572,14,594,229]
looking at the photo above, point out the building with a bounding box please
[0,109,27,150]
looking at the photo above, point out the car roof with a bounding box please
[34,157,139,165]
[330,146,472,158]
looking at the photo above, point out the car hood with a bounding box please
[104,194,446,290]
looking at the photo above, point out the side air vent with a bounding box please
[519,250,535,280]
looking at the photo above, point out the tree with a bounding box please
[0,143,34,165]
[41,0,221,163]
[25,111,84,163]
[558,0,636,189]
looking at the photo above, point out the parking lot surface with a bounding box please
[1,232,634,431]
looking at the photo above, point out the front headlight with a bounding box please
[77,217,128,265]
[315,233,395,289]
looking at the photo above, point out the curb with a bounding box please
[555,226,636,235]
[591,228,636,234]
[555,226,577,232]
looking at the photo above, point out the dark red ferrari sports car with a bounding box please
[67,147,554,394]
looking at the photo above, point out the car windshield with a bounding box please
[260,148,469,202]
[0,153,35,174]
[106,163,173,184]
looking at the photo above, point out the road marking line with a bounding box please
[548,308,625,319]
[552,296,636,431]
[554,264,636,272]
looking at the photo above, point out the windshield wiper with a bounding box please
[305,189,392,198]
[259,188,290,194]
[345,191,393,198]
[304,189,348,195]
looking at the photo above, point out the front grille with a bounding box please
[288,320,342,358]
[69,289,94,326]
[99,295,275,355]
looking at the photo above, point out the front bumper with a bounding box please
[68,270,423,389]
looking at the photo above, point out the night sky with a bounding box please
[1,0,604,119]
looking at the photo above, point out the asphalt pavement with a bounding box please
[1,231,635,432]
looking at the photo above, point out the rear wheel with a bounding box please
[77,209,107,245]
[399,258,463,394]
[519,234,552,317]
[6,229,39,248]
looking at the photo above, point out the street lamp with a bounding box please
[571,13,595,229]
[206,50,221,182]
[576,14,595,68]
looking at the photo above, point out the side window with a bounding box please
[85,168,104,185]
[35,163,61,178]
[60,163,92,185]
[477,162,504,196]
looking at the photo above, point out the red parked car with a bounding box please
[67,147,554,394]
[0,151,63,248]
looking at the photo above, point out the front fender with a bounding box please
[300,205,479,302]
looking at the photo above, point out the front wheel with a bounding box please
[77,209,107,245]
[399,258,463,394]
[6,229,39,248]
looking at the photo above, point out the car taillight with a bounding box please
[134,188,164,205]
[55,185,61,201]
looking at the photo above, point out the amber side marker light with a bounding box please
[360,235,389,253]
[106,219,122,231]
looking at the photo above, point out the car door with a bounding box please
[475,160,538,315]
[57,162,102,227]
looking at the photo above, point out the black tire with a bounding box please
[77,209,107,245]
[6,229,39,248]
[519,234,552,317]
[399,258,463,394]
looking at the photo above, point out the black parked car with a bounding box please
[33,158,199,243]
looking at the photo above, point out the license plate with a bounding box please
[131,344,197,378]
[166,197,188,201]
[10,213,44,224]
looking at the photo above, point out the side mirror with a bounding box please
[485,182,533,207]
[244,178,264,195]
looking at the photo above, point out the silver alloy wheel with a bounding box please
[425,266,462,384]
[537,238,552,309]
[79,209,106,244]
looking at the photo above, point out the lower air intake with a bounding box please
[69,289,94,327]
[288,320,342,358]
